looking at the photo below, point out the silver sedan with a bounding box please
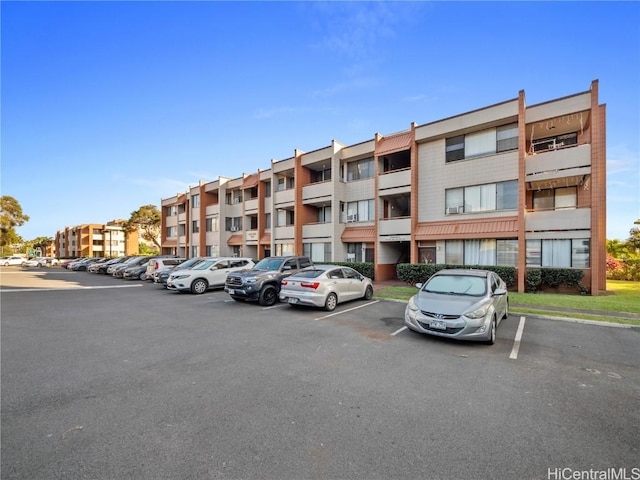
[279,265,374,311]
[404,269,509,345]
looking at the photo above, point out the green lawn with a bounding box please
[374,280,640,326]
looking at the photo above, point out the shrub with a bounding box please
[526,269,542,293]
[396,264,516,288]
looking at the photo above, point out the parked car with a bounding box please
[167,257,254,294]
[145,256,185,281]
[112,256,149,278]
[153,257,205,287]
[71,257,106,271]
[404,269,509,345]
[123,260,151,280]
[108,256,143,276]
[2,256,26,266]
[60,258,83,269]
[224,256,313,306]
[24,256,60,267]
[279,265,374,311]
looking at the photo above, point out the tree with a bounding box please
[0,196,30,247]
[123,204,161,250]
[627,218,640,253]
[606,239,629,259]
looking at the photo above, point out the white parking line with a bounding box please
[391,326,408,336]
[314,300,379,321]
[0,284,144,293]
[509,316,526,359]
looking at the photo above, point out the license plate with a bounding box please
[227,289,235,295]
[429,320,447,330]
[288,297,299,304]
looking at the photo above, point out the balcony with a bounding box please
[244,198,259,213]
[525,207,591,232]
[274,225,295,240]
[302,181,332,205]
[274,188,295,207]
[526,143,591,185]
[378,217,411,236]
[302,223,333,238]
[378,168,411,192]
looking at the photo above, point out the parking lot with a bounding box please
[2,267,639,480]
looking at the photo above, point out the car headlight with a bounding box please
[172,274,190,280]
[244,276,258,284]
[407,296,420,312]
[465,305,489,319]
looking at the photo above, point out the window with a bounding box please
[192,220,199,233]
[168,206,177,216]
[205,217,218,232]
[264,181,271,197]
[311,167,331,183]
[343,200,374,222]
[317,206,331,223]
[446,238,518,266]
[192,194,200,208]
[276,209,294,227]
[225,217,242,231]
[445,135,465,162]
[526,239,589,267]
[190,246,198,258]
[446,180,517,214]
[206,245,218,257]
[346,243,373,262]
[275,243,294,256]
[465,129,496,158]
[265,213,271,229]
[178,224,186,236]
[303,242,332,262]
[533,187,577,210]
[497,123,518,152]
[346,158,374,181]
[446,123,519,162]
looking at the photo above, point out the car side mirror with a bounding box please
[494,288,507,296]
[415,283,423,289]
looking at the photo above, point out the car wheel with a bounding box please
[191,279,208,295]
[363,285,374,300]
[486,316,497,345]
[324,292,338,312]
[259,285,278,306]
[140,273,148,281]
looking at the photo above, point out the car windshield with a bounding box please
[192,260,216,270]
[423,274,486,297]
[177,258,203,269]
[254,258,284,270]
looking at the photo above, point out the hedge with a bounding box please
[396,263,517,288]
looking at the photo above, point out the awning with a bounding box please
[341,226,376,242]
[227,234,243,246]
[414,217,518,240]
[259,233,271,245]
[376,131,412,155]
[243,173,259,189]
[161,239,177,247]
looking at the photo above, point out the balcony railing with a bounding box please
[525,207,591,231]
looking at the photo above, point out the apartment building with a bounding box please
[54,220,139,258]
[160,80,606,294]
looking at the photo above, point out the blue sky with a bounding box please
[2,1,639,241]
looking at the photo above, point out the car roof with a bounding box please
[434,269,491,278]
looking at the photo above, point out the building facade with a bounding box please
[160,80,606,294]
[54,221,139,258]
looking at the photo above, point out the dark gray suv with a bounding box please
[224,256,313,306]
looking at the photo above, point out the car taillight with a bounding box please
[155,261,159,269]
[301,282,320,289]
[281,280,288,286]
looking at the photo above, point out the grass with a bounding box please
[373,280,640,326]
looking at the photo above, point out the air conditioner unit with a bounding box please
[446,206,463,214]
[347,214,358,222]
[230,226,239,232]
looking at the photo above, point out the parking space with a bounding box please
[2,269,639,480]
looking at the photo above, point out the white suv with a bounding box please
[167,257,254,294]
[145,256,185,280]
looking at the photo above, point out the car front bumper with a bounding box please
[404,305,493,342]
